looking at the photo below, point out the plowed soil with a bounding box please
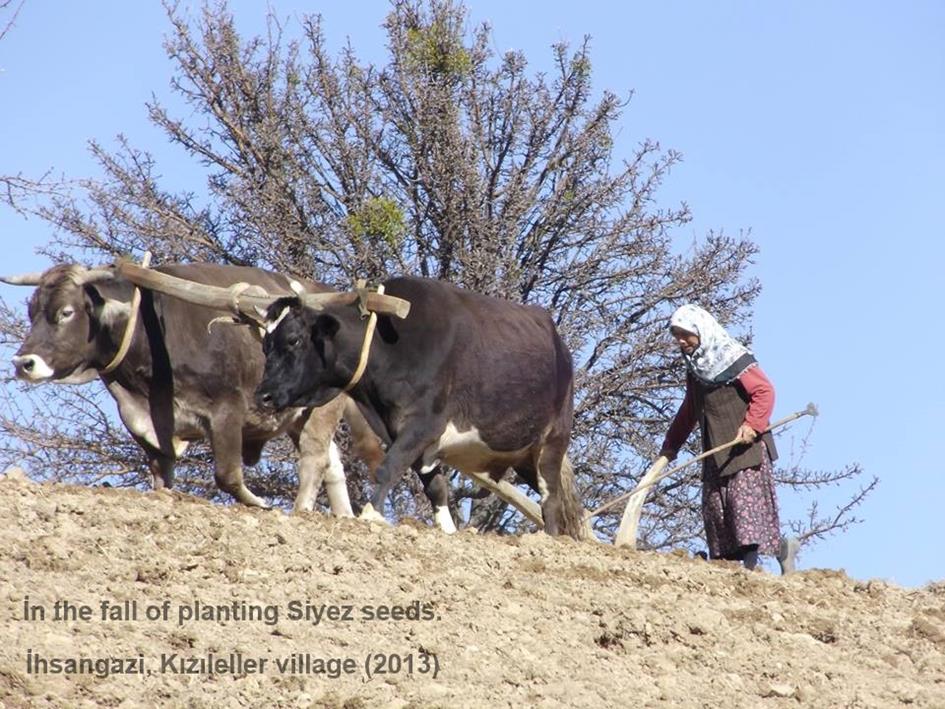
[1,471,943,708]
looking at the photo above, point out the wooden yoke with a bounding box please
[116,262,411,321]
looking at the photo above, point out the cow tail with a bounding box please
[557,454,591,541]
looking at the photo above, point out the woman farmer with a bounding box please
[659,304,798,574]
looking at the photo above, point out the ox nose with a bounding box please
[256,390,275,409]
[12,355,35,374]
[11,354,55,381]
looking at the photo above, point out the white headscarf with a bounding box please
[670,304,756,385]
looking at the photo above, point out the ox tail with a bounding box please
[557,454,592,542]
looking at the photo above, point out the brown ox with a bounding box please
[2,262,382,512]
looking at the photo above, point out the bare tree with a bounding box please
[0,1,33,206]
[0,0,874,549]
[0,0,25,43]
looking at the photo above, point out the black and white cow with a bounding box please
[254,275,586,539]
[3,262,382,512]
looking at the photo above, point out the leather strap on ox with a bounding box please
[343,280,384,392]
[100,251,152,375]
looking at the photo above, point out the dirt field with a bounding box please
[1,470,943,708]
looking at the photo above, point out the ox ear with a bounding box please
[99,297,132,327]
[82,282,106,316]
[311,314,340,367]
[313,314,340,340]
[80,281,130,329]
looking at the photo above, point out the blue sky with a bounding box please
[1,2,942,587]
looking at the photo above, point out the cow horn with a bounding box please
[75,267,117,285]
[0,271,45,286]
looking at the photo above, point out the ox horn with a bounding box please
[75,267,117,286]
[0,271,45,286]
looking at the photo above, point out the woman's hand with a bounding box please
[735,423,758,444]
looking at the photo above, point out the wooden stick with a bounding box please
[460,471,545,528]
[590,402,817,534]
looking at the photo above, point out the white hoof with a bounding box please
[239,489,270,509]
[291,499,316,514]
[359,502,389,525]
[434,505,457,534]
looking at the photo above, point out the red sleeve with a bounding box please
[738,365,775,432]
[661,378,697,454]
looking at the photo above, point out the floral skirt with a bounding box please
[702,442,781,559]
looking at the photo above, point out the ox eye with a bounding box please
[58,306,75,323]
[289,337,302,348]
